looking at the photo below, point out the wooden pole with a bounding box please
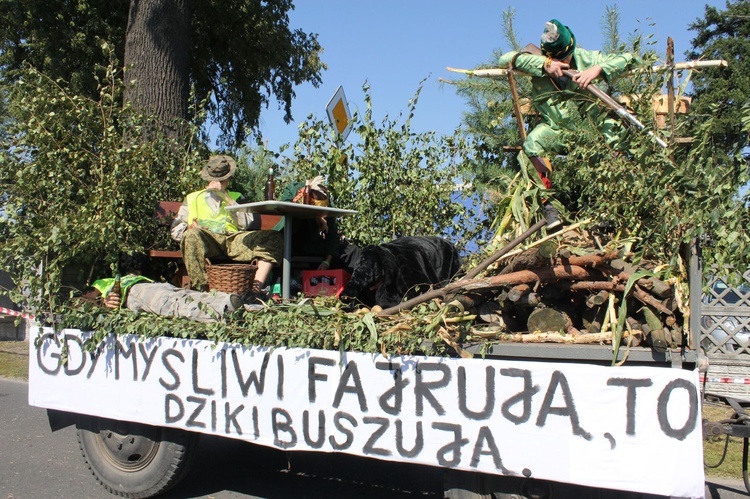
[667,37,675,150]
[507,70,527,141]
[446,60,728,78]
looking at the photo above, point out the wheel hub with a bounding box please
[93,421,161,472]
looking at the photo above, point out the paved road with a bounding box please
[1,377,748,499]
[0,377,444,499]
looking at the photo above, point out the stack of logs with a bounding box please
[450,241,683,349]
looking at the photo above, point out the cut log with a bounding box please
[557,251,619,268]
[603,261,673,298]
[586,290,609,308]
[508,283,532,302]
[448,292,489,310]
[582,306,604,333]
[378,263,603,317]
[641,306,668,350]
[477,301,504,324]
[633,285,673,316]
[566,326,583,337]
[516,292,541,307]
[527,308,567,333]
[625,318,644,347]
[668,324,683,347]
[559,281,624,292]
[462,264,603,292]
[499,241,557,275]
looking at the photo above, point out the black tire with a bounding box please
[77,416,199,498]
[443,469,496,499]
[444,470,551,499]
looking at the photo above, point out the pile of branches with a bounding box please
[380,227,688,356]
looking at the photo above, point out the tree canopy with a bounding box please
[0,0,324,147]
[277,82,482,251]
[686,0,750,157]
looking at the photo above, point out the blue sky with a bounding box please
[247,1,724,154]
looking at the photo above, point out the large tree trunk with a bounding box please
[123,0,192,138]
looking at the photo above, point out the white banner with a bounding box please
[28,327,704,498]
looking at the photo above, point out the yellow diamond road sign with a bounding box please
[326,86,352,140]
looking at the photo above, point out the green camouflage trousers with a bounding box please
[126,282,241,322]
[181,228,283,289]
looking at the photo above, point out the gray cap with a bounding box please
[200,155,237,181]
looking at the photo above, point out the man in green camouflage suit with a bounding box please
[498,19,638,228]
[171,155,282,299]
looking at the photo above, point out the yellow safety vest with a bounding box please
[92,275,153,307]
[186,190,242,235]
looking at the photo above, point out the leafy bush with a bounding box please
[0,64,206,314]
[557,77,750,273]
[279,82,486,252]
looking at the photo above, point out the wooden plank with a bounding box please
[155,201,182,225]
[149,249,182,259]
[260,215,283,231]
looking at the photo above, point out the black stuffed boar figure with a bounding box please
[340,236,461,309]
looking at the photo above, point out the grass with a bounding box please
[703,402,746,480]
[0,340,29,381]
[0,339,746,480]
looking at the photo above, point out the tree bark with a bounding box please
[498,241,557,275]
[600,262,674,298]
[461,265,602,292]
[496,329,643,344]
[507,283,531,302]
[123,0,192,138]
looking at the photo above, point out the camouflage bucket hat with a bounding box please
[541,19,576,59]
[201,155,237,181]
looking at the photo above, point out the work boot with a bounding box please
[241,280,268,305]
[544,203,562,232]
[228,293,243,311]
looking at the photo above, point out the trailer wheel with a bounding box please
[77,416,198,498]
[444,469,556,499]
[443,469,495,499]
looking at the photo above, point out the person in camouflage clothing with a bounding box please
[89,253,245,322]
[95,276,244,322]
[171,155,282,299]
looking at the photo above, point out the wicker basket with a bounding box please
[206,259,257,295]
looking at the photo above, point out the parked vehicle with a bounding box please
[27,248,708,499]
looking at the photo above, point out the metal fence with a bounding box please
[701,270,750,356]
[701,269,750,401]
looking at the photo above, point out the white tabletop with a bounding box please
[225,200,357,300]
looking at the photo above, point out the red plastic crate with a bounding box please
[302,269,350,297]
